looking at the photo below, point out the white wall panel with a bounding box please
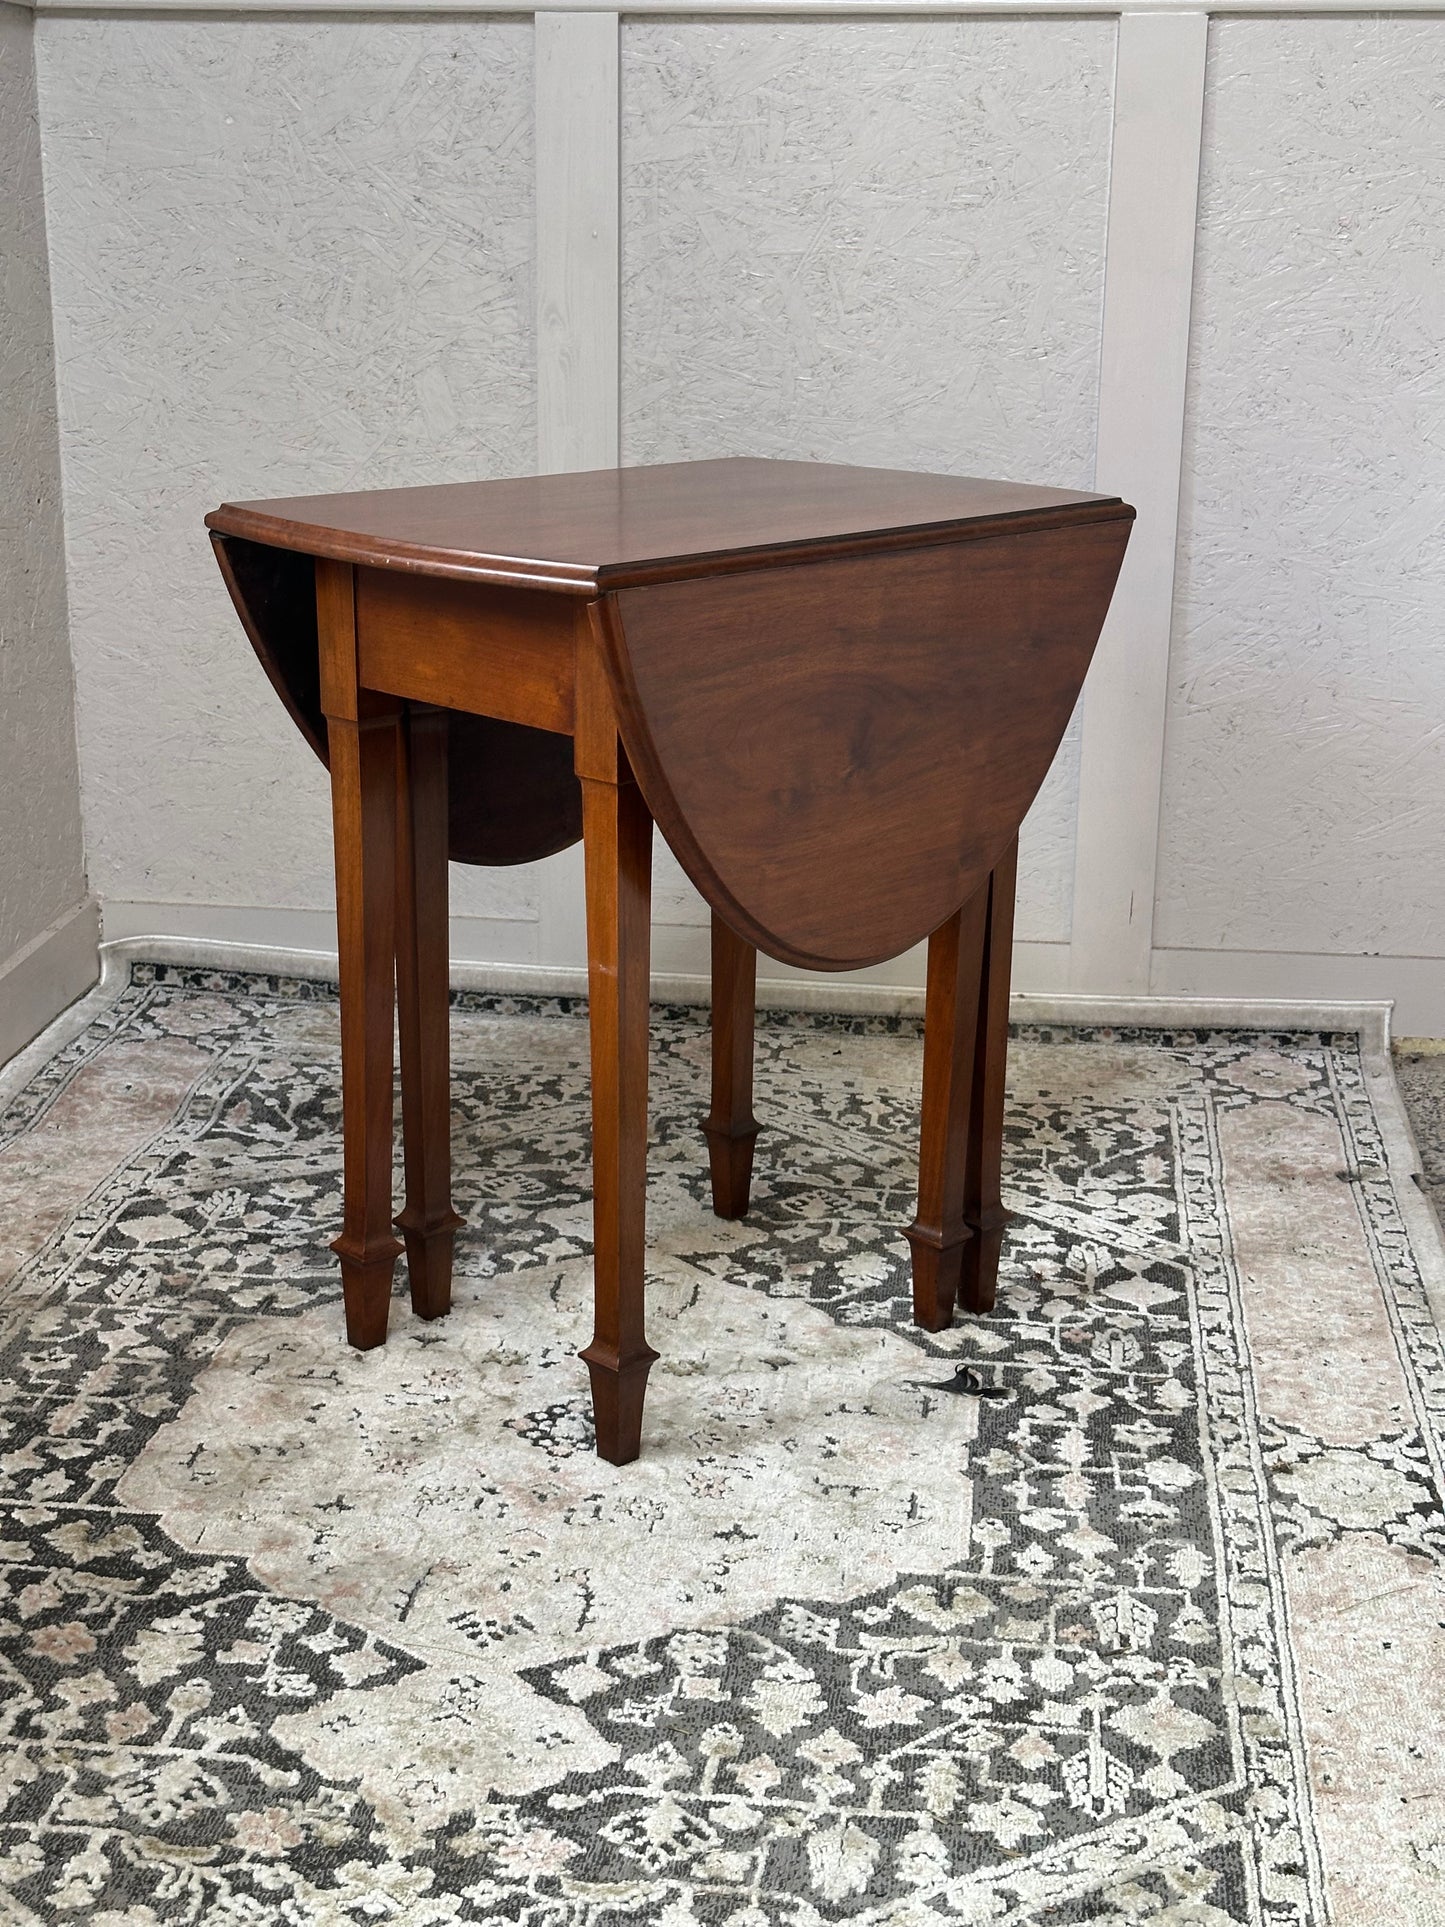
[621,17,1115,949]
[36,17,537,941]
[1068,9,1206,995]
[0,6,88,977]
[1158,16,1445,961]
[25,3,1440,1020]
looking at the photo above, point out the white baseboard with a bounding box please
[101,899,538,967]
[646,928,1072,997]
[95,902,1443,1041]
[0,898,100,1069]
[1151,947,1445,1039]
[93,927,1391,1051]
[97,899,1072,1007]
[100,930,924,1017]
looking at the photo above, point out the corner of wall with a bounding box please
[0,1,96,1062]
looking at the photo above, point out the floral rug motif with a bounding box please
[1,964,1443,1927]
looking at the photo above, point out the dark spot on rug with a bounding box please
[915,1363,1013,1401]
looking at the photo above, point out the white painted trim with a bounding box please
[95,924,1060,1007]
[535,11,618,475]
[0,930,125,1115]
[1020,992,1395,1052]
[532,12,620,978]
[27,1,1445,14]
[94,910,1443,1029]
[93,903,1058,996]
[1069,8,1207,995]
[644,928,1071,994]
[102,934,940,1014]
[90,933,1406,1055]
[1150,947,1445,1038]
[0,897,100,1070]
[93,933,879,1010]
[99,899,539,965]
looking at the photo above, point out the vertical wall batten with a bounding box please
[1069,9,1208,993]
[535,9,620,473]
[534,9,622,967]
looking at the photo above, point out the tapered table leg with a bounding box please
[905,884,991,1331]
[702,912,759,1218]
[961,839,1017,1313]
[395,704,462,1320]
[319,562,403,1350]
[578,733,657,1465]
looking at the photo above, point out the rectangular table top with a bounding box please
[205,456,1124,594]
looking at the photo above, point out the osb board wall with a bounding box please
[1159,16,1445,963]
[620,19,1116,948]
[21,6,1445,1027]
[34,18,539,945]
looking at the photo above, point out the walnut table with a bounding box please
[206,458,1133,1463]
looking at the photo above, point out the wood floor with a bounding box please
[1395,1039,1445,1232]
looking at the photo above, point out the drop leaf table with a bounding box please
[206,458,1133,1463]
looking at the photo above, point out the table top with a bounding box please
[206,457,1125,594]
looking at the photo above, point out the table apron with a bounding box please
[355,566,578,735]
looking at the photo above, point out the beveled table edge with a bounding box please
[203,496,1135,595]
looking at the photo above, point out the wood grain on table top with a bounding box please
[205,457,1131,594]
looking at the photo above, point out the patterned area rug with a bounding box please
[1,964,1444,1927]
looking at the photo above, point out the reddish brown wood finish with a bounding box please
[702,914,760,1219]
[211,532,583,871]
[394,705,462,1320]
[575,628,658,1465]
[603,522,1130,969]
[317,558,402,1348]
[212,531,326,758]
[207,457,1125,592]
[357,569,575,733]
[209,458,1136,1461]
[961,838,1019,1315]
[906,883,992,1331]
